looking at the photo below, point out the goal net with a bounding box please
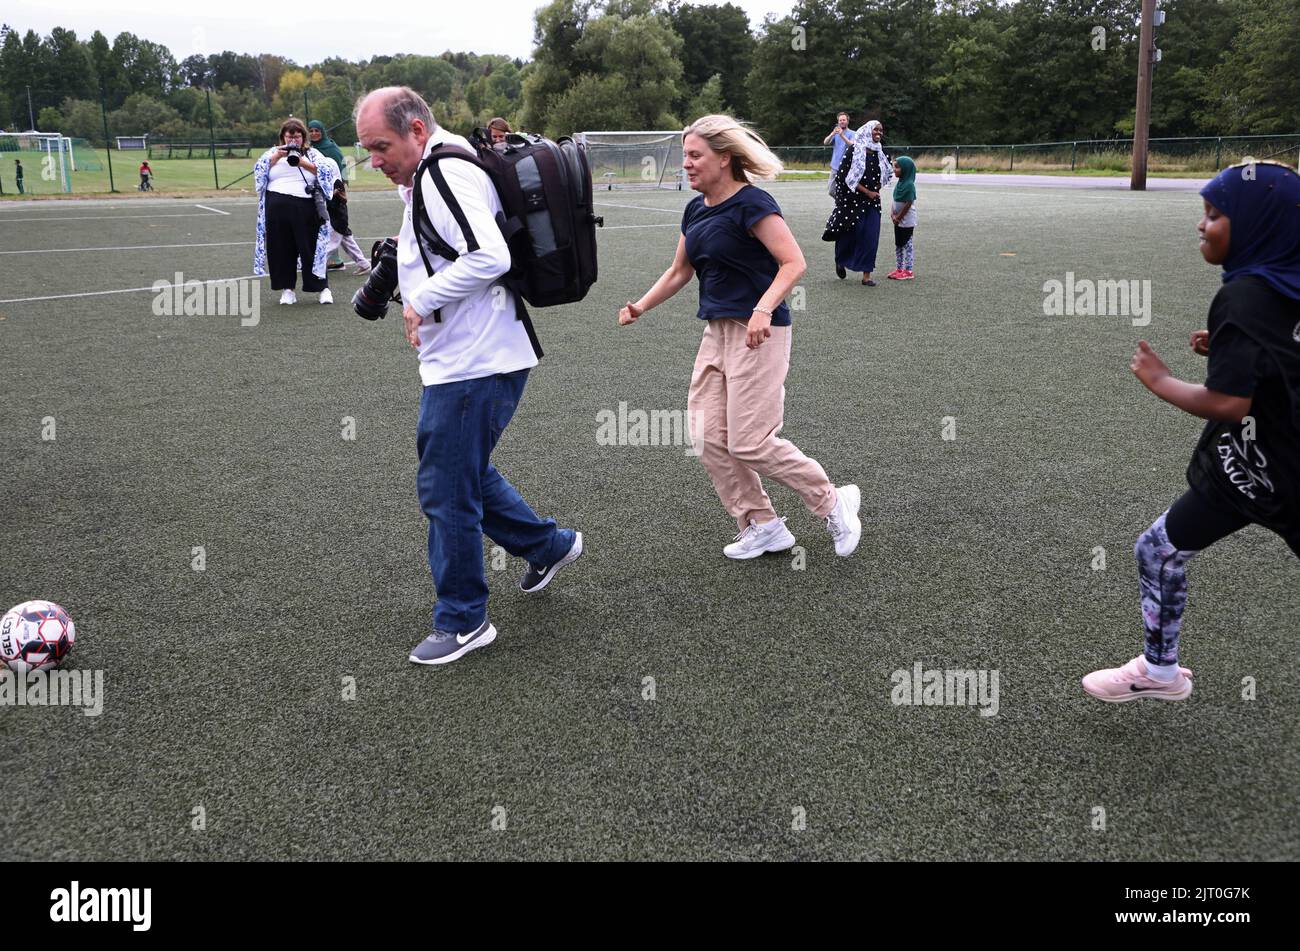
[0,132,71,194]
[577,131,684,190]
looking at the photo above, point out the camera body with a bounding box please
[282,144,303,167]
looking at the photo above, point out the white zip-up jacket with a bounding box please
[396,131,538,386]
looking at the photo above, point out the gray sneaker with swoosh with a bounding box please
[520,532,584,593]
[409,619,497,665]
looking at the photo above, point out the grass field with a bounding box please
[0,180,1296,861]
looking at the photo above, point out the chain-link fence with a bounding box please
[772,134,1300,175]
[0,86,365,195]
[6,113,1300,195]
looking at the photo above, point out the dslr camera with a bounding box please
[352,239,401,320]
[282,144,304,167]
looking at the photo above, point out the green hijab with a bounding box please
[893,155,917,203]
[308,120,345,167]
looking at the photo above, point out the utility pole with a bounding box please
[26,85,35,129]
[206,87,220,190]
[1131,0,1165,190]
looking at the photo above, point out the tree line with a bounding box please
[1,0,1296,150]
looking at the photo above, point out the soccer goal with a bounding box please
[576,131,684,190]
[0,131,72,194]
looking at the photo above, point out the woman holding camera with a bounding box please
[252,118,338,305]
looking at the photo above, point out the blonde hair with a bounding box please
[682,115,783,183]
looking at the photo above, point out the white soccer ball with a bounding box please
[0,600,76,674]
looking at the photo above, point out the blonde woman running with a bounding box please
[619,115,862,559]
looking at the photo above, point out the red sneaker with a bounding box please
[886,269,904,280]
[898,270,914,281]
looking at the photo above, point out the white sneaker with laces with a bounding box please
[319,288,334,304]
[724,517,796,560]
[825,484,862,556]
[279,290,296,305]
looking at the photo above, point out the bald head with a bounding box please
[355,86,435,137]
[355,86,437,186]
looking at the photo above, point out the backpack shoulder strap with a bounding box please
[409,145,543,359]
[411,146,489,271]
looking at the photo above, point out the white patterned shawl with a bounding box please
[845,120,894,193]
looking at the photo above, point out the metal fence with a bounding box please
[772,134,1300,174]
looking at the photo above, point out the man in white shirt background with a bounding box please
[354,86,583,666]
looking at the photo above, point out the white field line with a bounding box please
[0,274,261,305]
[593,200,683,214]
[0,211,228,222]
[193,203,231,215]
[0,241,252,255]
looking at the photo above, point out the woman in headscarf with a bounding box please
[307,120,346,169]
[823,119,892,286]
[252,117,338,305]
[309,120,348,270]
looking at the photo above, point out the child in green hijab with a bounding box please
[888,156,917,281]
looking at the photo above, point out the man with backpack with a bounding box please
[354,85,583,666]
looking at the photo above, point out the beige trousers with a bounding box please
[687,319,837,530]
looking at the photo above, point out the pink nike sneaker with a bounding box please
[1082,655,1193,702]
[897,270,915,281]
[886,269,904,280]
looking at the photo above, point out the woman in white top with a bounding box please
[252,118,338,305]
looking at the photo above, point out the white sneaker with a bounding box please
[319,288,334,304]
[825,484,862,556]
[724,517,796,560]
[353,262,372,275]
[279,290,296,305]
[1082,655,1194,702]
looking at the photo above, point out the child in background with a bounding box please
[888,156,917,280]
[1082,162,1300,702]
[325,178,371,274]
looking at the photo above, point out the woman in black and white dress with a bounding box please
[252,118,338,305]
[824,119,891,286]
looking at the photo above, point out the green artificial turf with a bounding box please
[0,182,1296,861]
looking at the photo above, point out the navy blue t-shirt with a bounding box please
[682,184,791,326]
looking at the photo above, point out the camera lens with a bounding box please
[352,239,401,320]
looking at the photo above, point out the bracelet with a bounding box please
[752,306,774,318]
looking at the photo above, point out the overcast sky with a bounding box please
[5,0,793,63]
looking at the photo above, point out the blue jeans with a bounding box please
[416,368,573,633]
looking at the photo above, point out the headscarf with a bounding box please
[308,120,345,168]
[846,120,893,192]
[1200,162,1300,302]
[892,155,916,203]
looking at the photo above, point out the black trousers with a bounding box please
[266,191,327,292]
[1165,486,1300,558]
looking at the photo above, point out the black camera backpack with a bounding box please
[410,129,604,358]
